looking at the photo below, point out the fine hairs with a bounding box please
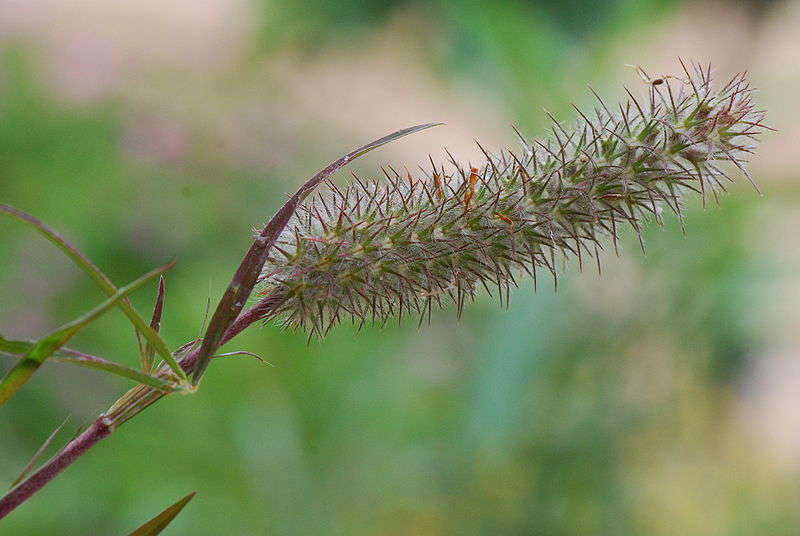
[257,61,768,337]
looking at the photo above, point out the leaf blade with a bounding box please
[9,417,70,489]
[0,262,174,406]
[0,205,187,382]
[127,491,196,536]
[143,275,166,372]
[0,204,119,298]
[0,337,176,391]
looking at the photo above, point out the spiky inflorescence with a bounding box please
[257,61,768,337]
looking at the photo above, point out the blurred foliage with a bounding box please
[260,0,674,49]
[1,0,798,534]
[259,0,679,128]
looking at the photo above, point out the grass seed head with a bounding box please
[257,61,769,337]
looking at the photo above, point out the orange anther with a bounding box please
[495,212,514,230]
[464,167,478,209]
[433,172,444,200]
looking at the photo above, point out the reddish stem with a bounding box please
[0,124,439,520]
[0,298,274,520]
[0,420,111,519]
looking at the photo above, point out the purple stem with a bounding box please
[0,421,110,519]
[0,123,439,520]
[0,298,271,520]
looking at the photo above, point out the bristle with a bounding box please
[256,62,767,335]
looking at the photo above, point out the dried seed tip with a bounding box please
[257,62,768,335]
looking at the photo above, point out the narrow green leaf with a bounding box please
[0,204,121,303]
[0,336,28,355]
[130,314,187,384]
[0,262,174,406]
[143,275,166,372]
[127,491,196,536]
[0,336,176,391]
[25,262,174,364]
[0,205,187,382]
[58,355,176,391]
[9,417,70,489]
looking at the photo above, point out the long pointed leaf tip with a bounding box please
[255,61,768,337]
[127,491,196,536]
[190,122,442,384]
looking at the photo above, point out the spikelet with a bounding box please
[257,61,769,337]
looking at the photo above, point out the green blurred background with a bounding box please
[1,0,799,533]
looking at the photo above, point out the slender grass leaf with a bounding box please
[345,122,444,161]
[0,204,187,382]
[142,275,165,372]
[0,262,174,406]
[127,491,196,536]
[0,336,28,355]
[0,204,123,305]
[9,417,70,489]
[0,336,176,391]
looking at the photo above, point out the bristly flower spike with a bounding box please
[257,61,769,337]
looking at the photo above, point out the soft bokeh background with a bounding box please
[1,0,798,533]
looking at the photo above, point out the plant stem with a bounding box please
[0,300,272,520]
[0,124,440,520]
[0,420,111,519]
[215,294,286,346]
[0,370,185,519]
